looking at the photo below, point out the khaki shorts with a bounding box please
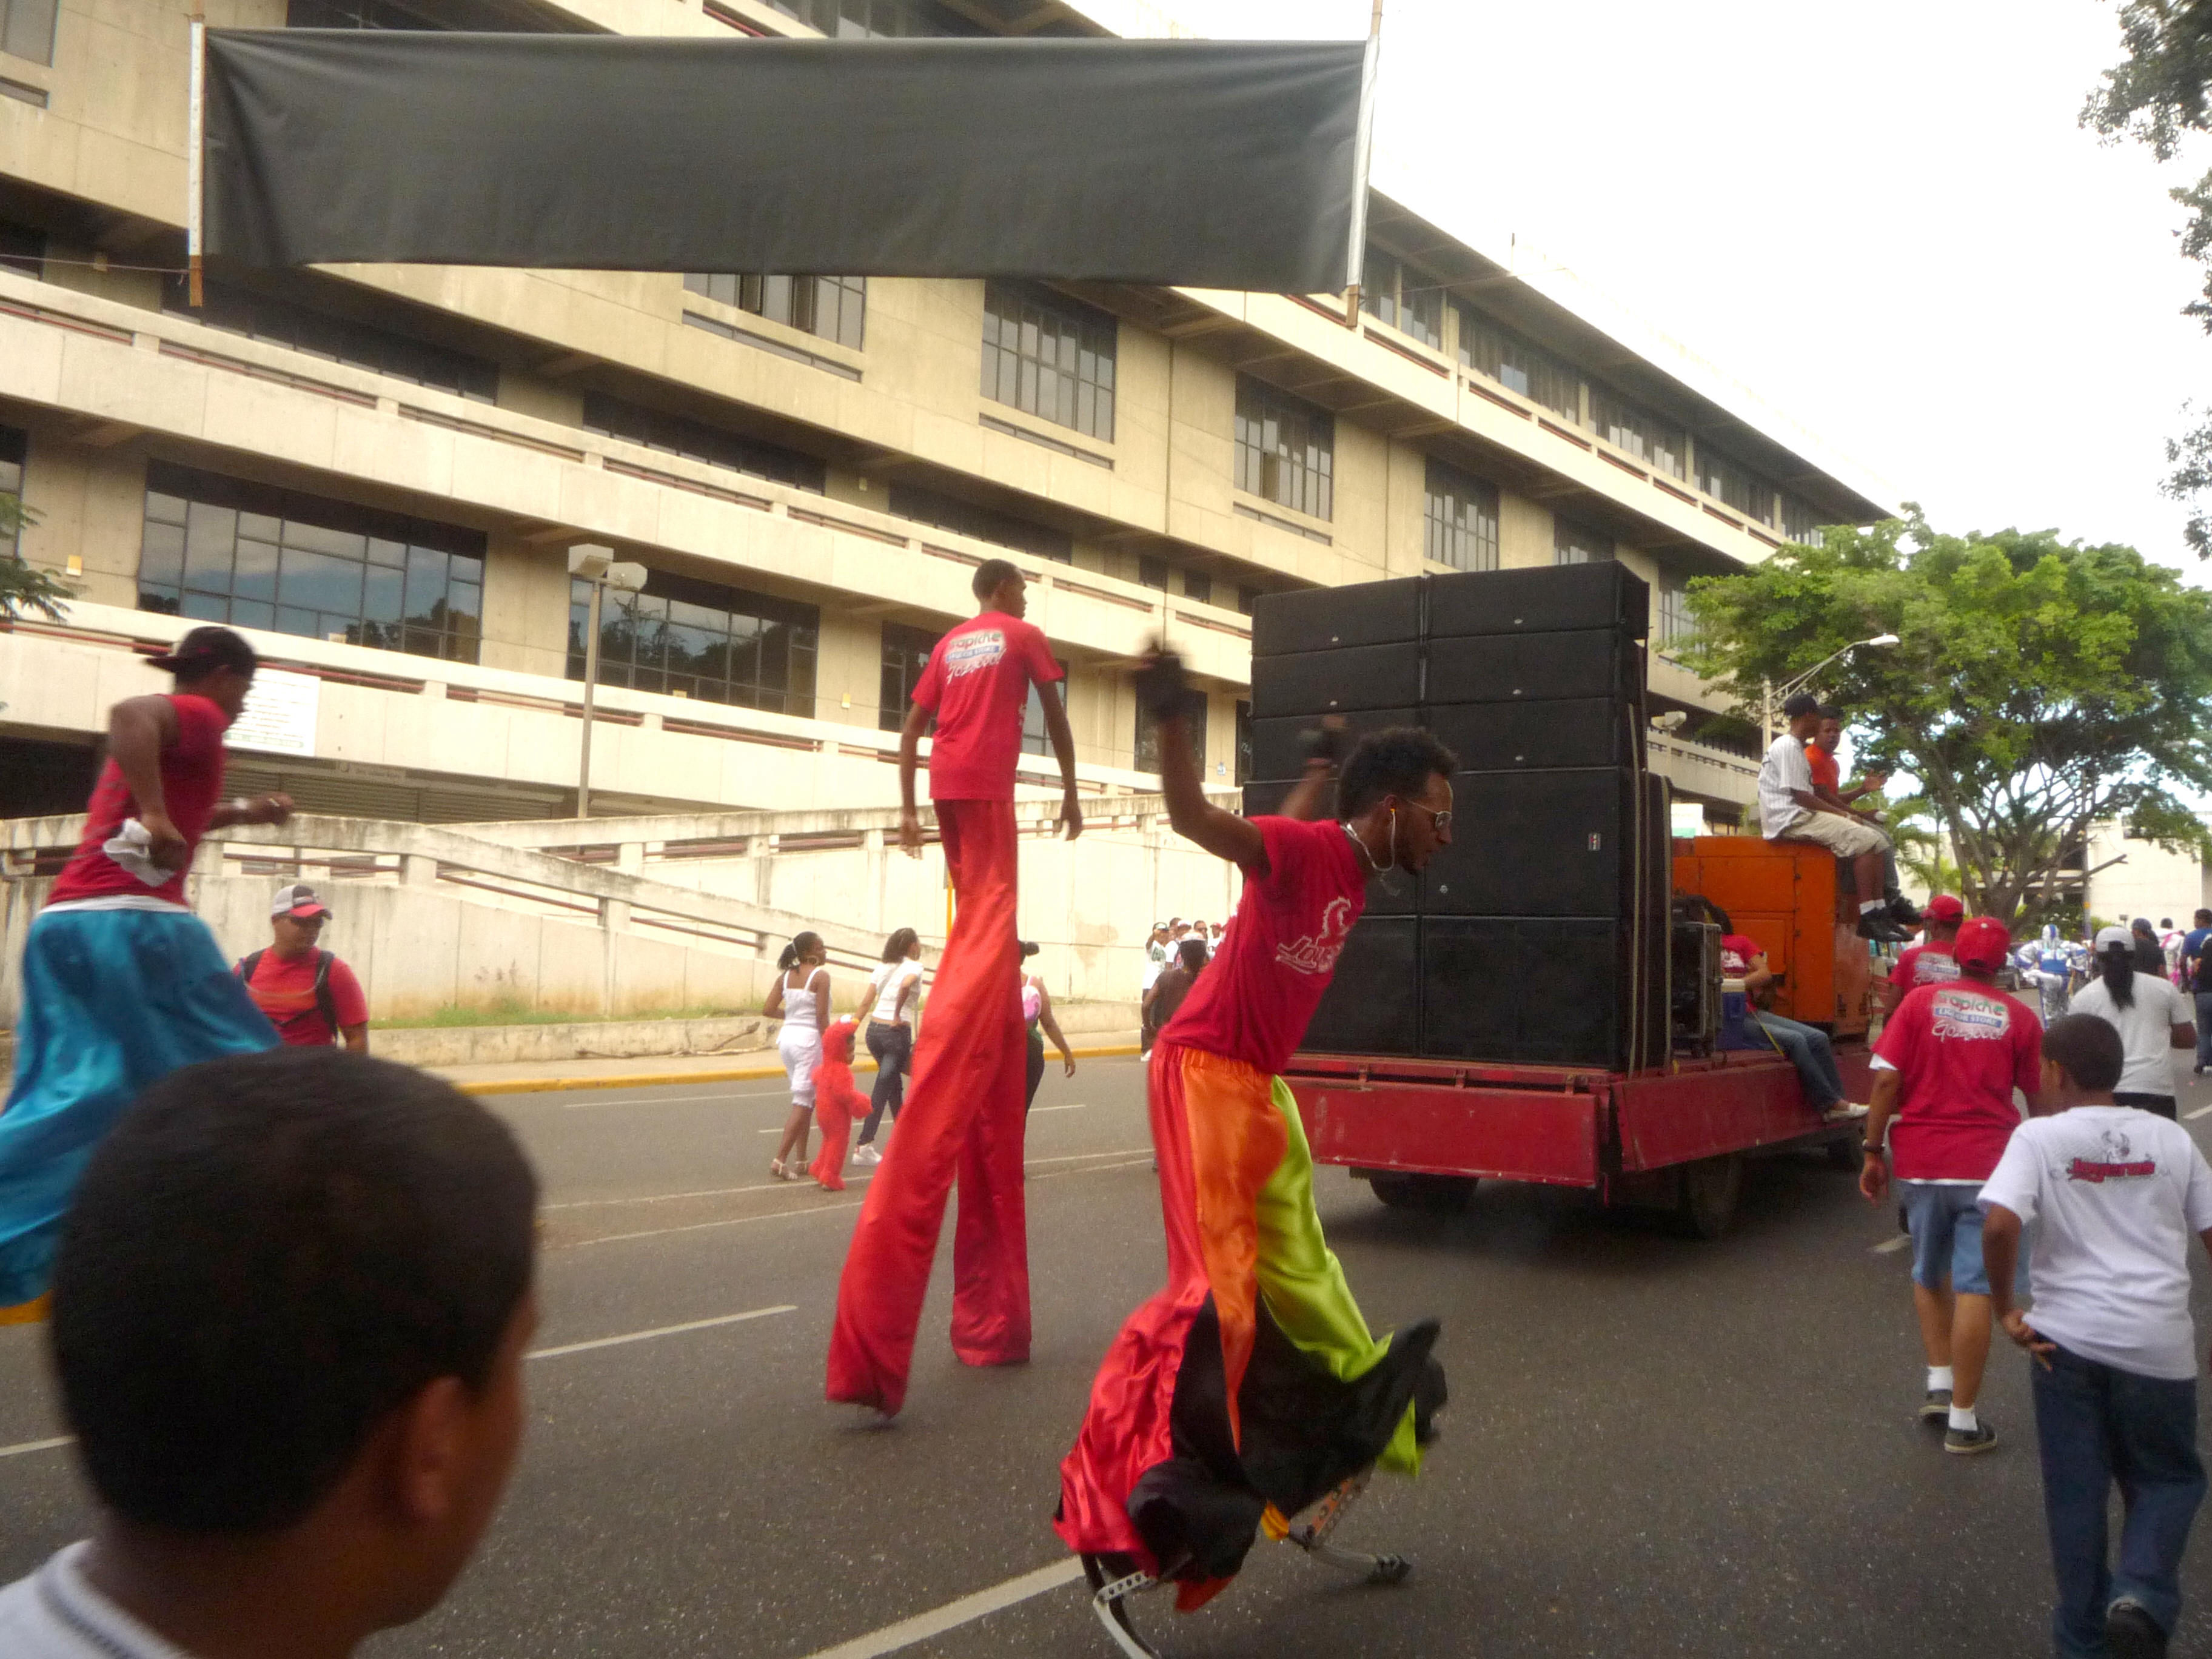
[1774,810,1889,859]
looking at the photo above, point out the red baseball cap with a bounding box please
[1952,916,2011,971]
[1923,894,1965,922]
[270,882,331,920]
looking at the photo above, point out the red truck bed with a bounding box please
[1285,1044,1876,1235]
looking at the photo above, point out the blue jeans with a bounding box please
[2033,1344,2206,1657]
[1752,1012,1845,1110]
[2194,992,2212,1070]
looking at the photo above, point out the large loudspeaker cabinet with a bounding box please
[1246,564,1668,1069]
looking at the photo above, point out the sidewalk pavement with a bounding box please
[432,1031,1145,1096]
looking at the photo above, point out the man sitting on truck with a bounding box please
[1811,705,1919,930]
[1760,692,1905,942]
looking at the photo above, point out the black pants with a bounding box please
[2116,1092,2179,1122]
[859,1021,911,1144]
[1025,1026,1045,1114]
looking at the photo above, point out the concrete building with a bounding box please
[0,0,1889,830]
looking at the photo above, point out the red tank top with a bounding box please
[47,694,232,908]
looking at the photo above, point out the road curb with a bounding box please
[451,1042,1145,1098]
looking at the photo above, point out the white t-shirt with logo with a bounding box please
[866,959,923,1025]
[0,1543,187,1657]
[1756,734,1812,839]
[2067,973,2190,1097]
[1980,1107,2212,1379]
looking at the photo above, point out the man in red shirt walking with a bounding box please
[236,883,370,1051]
[826,559,1080,1414]
[1882,893,1965,1013]
[0,627,293,1319]
[1862,915,2043,1453]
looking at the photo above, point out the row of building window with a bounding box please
[1367,241,1826,539]
[1,424,22,557]
[138,463,484,662]
[566,571,817,714]
[581,390,827,495]
[163,276,501,405]
[683,272,868,354]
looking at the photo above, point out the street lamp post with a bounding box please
[1760,633,1900,749]
[568,543,648,819]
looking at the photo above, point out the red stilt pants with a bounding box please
[825,798,1028,1415]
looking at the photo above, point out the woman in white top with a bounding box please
[2068,926,2197,1121]
[765,931,831,1179]
[855,928,923,1165]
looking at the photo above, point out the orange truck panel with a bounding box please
[1672,837,1872,1036]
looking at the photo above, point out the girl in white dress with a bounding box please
[765,932,830,1180]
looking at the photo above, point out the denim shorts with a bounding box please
[1900,1180,2006,1295]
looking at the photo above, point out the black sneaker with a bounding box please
[2106,1598,2168,1659]
[1943,1419,1998,1455]
[1858,911,1909,943]
[1919,1388,1952,1424]
[1888,896,1925,928]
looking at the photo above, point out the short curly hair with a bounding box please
[1339,727,1458,818]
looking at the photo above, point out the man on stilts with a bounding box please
[0,626,293,1322]
[826,558,1080,1414]
[1055,651,1452,1658]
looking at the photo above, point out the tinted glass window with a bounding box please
[982,281,1117,441]
[890,481,1072,563]
[684,273,865,352]
[1233,378,1333,521]
[1424,457,1498,572]
[138,463,483,662]
[583,391,826,493]
[569,569,818,716]
[163,275,499,403]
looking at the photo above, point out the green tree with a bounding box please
[1680,510,2212,927]
[0,494,72,622]
[2083,1,2212,552]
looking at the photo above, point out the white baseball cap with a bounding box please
[272,882,331,920]
[2094,925,2134,953]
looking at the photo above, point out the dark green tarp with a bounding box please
[201,30,1372,292]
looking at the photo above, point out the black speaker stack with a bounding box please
[1243,563,1672,1071]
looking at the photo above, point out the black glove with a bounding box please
[1133,648,1191,721]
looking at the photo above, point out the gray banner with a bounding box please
[203,31,1367,292]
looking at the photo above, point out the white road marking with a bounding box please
[560,1086,795,1110]
[528,1305,796,1361]
[1871,1235,1912,1255]
[2186,1103,2212,1121]
[1029,1103,1087,1113]
[548,1147,1146,1213]
[570,1150,1157,1248]
[796,1558,1085,1659]
[0,1435,72,1460]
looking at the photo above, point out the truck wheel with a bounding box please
[1370,1173,1476,1213]
[1825,1132,1863,1171]
[1674,1154,1743,1241]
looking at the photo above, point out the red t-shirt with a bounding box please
[1806,741,1841,793]
[1162,816,1365,1074]
[1718,934,1765,976]
[48,693,232,908]
[1874,980,2042,1180]
[240,950,369,1047]
[910,612,1064,802]
[1890,940,1960,991]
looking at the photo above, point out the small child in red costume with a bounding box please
[810,1018,870,1191]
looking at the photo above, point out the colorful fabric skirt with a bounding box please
[1054,1041,1444,1609]
[0,907,278,1312]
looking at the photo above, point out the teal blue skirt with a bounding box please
[0,907,276,1305]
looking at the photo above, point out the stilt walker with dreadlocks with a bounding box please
[1055,650,1453,1657]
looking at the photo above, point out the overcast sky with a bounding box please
[1134,0,2210,579]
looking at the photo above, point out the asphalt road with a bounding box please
[9,1053,2212,1657]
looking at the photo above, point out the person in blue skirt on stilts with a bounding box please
[0,626,294,1321]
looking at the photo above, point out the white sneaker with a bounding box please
[1823,1102,1871,1123]
[853,1144,881,1165]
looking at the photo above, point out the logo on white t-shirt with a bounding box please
[1276,896,1353,976]
[1929,987,2008,1041]
[2064,1124,2159,1185]
[942,629,1007,680]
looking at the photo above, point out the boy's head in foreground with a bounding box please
[50,1048,538,1649]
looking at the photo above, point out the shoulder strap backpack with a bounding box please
[237,948,340,1042]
